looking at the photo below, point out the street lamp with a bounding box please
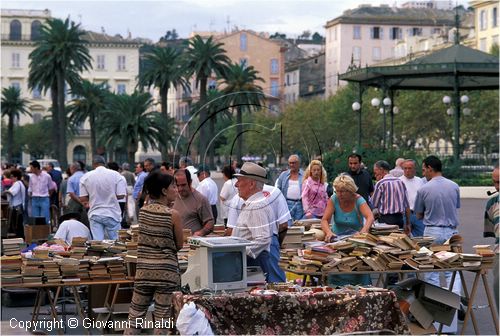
[352,102,362,149]
[443,94,470,162]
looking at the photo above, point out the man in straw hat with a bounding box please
[232,162,275,281]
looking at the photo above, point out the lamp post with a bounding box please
[371,98,383,149]
[443,94,470,162]
[383,97,392,148]
[352,102,362,149]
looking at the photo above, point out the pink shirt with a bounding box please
[301,177,329,217]
[28,171,54,197]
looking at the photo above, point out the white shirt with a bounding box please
[286,180,300,200]
[7,180,25,207]
[227,185,291,236]
[196,176,218,205]
[54,219,91,245]
[232,191,273,259]
[219,178,238,219]
[187,166,200,189]
[399,175,425,210]
[79,166,127,222]
[117,175,127,204]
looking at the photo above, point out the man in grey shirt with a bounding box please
[414,155,460,291]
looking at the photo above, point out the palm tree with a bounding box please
[68,80,109,156]
[1,87,31,163]
[28,17,92,168]
[222,63,265,161]
[184,35,230,164]
[137,46,188,161]
[99,92,164,164]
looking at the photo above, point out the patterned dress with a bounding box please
[125,203,180,334]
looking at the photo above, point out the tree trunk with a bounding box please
[50,82,60,160]
[198,77,208,164]
[90,114,96,159]
[209,114,215,169]
[236,106,243,162]
[160,88,169,162]
[56,70,68,168]
[7,115,14,163]
[127,142,138,167]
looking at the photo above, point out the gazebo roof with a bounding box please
[338,44,499,91]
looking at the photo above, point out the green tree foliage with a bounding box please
[68,80,110,157]
[184,35,231,162]
[138,46,188,160]
[29,17,92,168]
[222,63,265,163]
[1,87,31,163]
[99,92,166,164]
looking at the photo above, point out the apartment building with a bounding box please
[324,4,455,96]
[285,53,325,104]
[470,1,499,52]
[1,9,141,165]
[216,30,286,112]
[401,0,454,10]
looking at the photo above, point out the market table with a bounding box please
[1,279,134,334]
[287,266,498,336]
[172,288,409,335]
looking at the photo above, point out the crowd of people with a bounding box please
[1,153,498,334]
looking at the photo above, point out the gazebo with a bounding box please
[339,30,499,163]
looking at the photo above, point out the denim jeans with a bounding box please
[31,196,50,225]
[424,226,462,294]
[90,215,121,240]
[287,200,304,223]
[404,212,425,237]
[247,250,270,282]
[268,235,286,283]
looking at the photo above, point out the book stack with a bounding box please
[412,236,434,248]
[282,226,305,249]
[370,223,400,235]
[279,249,300,269]
[288,256,323,272]
[473,245,495,268]
[87,240,112,257]
[107,242,127,256]
[412,250,434,270]
[88,258,111,280]
[58,258,80,282]
[118,229,130,242]
[2,238,25,256]
[33,247,50,260]
[177,243,190,271]
[302,246,335,263]
[1,255,23,284]
[78,259,91,281]
[42,259,61,284]
[21,258,44,285]
[101,257,127,279]
[433,250,461,268]
[213,225,226,236]
[459,253,482,268]
[302,231,316,244]
[130,225,139,242]
[70,237,88,259]
[125,241,138,259]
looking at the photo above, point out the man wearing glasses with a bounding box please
[276,154,304,221]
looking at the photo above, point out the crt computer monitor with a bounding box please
[181,237,252,292]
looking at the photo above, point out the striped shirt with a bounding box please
[233,191,273,259]
[372,174,409,215]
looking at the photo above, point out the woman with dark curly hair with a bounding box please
[125,171,183,335]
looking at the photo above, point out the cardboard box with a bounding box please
[24,224,50,243]
[396,278,460,328]
[407,321,437,335]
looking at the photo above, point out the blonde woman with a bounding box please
[321,173,374,286]
[301,160,329,219]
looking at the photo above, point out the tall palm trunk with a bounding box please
[50,82,60,160]
[56,70,68,168]
[160,88,169,162]
[90,114,96,157]
[127,141,138,167]
[209,114,215,169]
[236,106,243,162]
[7,115,14,163]
[198,77,208,164]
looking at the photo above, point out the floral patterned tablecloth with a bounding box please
[172,289,410,335]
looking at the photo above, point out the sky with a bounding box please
[2,0,468,42]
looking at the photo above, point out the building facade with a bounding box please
[285,53,325,104]
[470,1,499,52]
[324,4,456,96]
[1,9,141,166]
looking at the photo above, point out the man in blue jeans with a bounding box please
[28,160,55,225]
[414,155,461,293]
[276,154,304,223]
[79,156,127,240]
